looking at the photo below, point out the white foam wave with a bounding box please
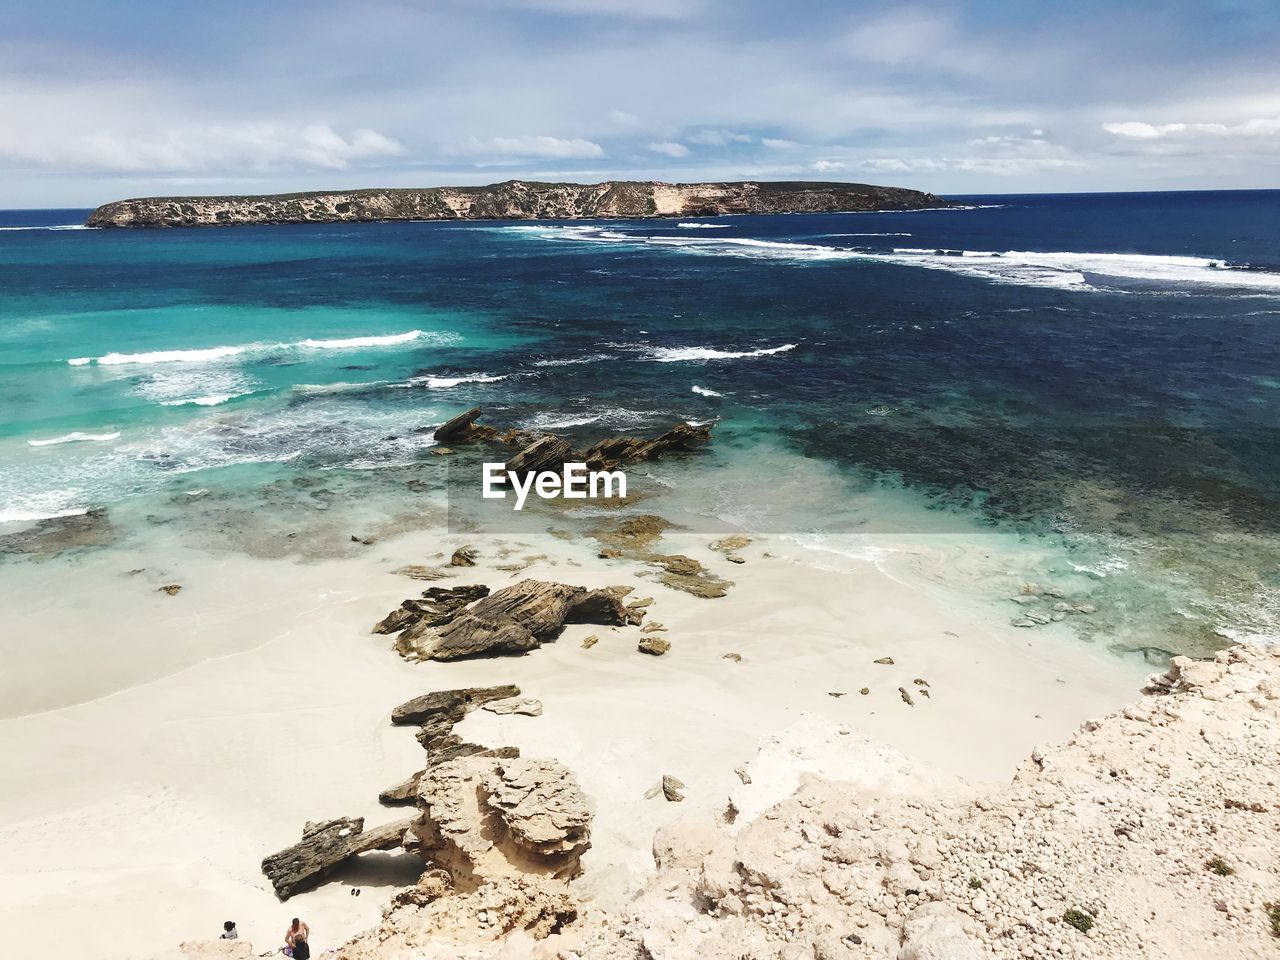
[677,222,729,229]
[0,224,88,231]
[27,431,121,447]
[692,385,723,397]
[69,329,443,367]
[642,343,797,362]
[520,413,604,429]
[299,330,424,349]
[97,346,246,366]
[521,223,1280,293]
[533,354,612,367]
[160,393,247,407]
[408,373,507,389]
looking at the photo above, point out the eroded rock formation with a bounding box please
[87,180,950,228]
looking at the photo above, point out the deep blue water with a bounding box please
[1,191,1278,653]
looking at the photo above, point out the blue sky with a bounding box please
[2,0,1279,206]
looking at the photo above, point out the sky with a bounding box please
[2,0,1279,207]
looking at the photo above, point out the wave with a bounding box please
[692,385,723,397]
[97,346,247,366]
[0,506,89,524]
[642,343,797,362]
[517,224,1280,293]
[299,330,425,349]
[406,373,507,389]
[27,431,121,447]
[885,248,1280,292]
[67,329,446,367]
[532,354,613,367]
[0,224,89,231]
[820,232,912,237]
[160,393,251,407]
[677,222,729,229]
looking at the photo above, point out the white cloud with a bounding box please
[648,141,690,157]
[811,159,846,172]
[762,138,801,149]
[455,135,605,158]
[686,129,752,146]
[1103,118,1280,139]
[0,121,403,173]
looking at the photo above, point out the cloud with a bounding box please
[686,129,752,146]
[0,121,403,173]
[1103,118,1280,139]
[648,141,690,157]
[762,138,801,149]
[812,159,847,172]
[454,135,605,159]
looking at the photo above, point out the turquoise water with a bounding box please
[2,193,1279,656]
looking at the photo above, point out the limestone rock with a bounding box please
[434,407,499,444]
[638,636,671,656]
[504,435,573,475]
[450,545,478,567]
[482,697,544,717]
[261,815,413,899]
[710,534,752,553]
[392,684,522,725]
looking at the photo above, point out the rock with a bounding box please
[639,636,671,656]
[829,692,847,698]
[391,564,450,581]
[860,686,871,695]
[640,621,667,633]
[0,507,114,557]
[503,434,574,476]
[261,815,414,900]
[581,634,600,649]
[897,903,986,960]
[391,684,522,725]
[450,545,478,567]
[899,687,915,706]
[158,584,182,596]
[725,554,747,564]
[723,652,742,662]
[662,775,686,802]
[564,588,629,625]
[482,697,544,717]
[433,407,499,444]
[710,535,752,553]
[378,770,425,806]
[875,657,895,665]
[374,584,490,636]
[407,756,591,883]
[590,514,674,552]
[734,765,752,785]
[646,553,732,598]
[579,422,713,470]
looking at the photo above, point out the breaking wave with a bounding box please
[640,343,798,362]
[27,431,121,447]
[67,329,447,366]
[692,385,724,396]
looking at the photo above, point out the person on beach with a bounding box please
[220,920,238,939]
[285,918,310,960]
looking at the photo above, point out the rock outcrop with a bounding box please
[87,180,950,228]
[261,815,415,900]
[376,579,628,662]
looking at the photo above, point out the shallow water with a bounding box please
[2,191,1278,656]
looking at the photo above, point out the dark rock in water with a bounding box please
[590,515,674,552]
[391,684,522,726]
[433,407,498,444]
[450,545,478,567]
[580,422,712,470]
[505,435,573,476]
[0,508,114,557]
[261,815,414,899]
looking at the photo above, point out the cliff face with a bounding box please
[85,180,948,228]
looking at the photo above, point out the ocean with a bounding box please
[2,190,1278,658]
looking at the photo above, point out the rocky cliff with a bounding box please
[85,180,948,228]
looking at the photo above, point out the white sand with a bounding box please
[0,528,1149,959]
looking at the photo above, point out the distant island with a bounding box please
[85,179,950,228]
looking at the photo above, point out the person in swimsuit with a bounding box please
[285,917,310,960]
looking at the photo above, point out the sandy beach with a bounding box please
[0,522,1149,959]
